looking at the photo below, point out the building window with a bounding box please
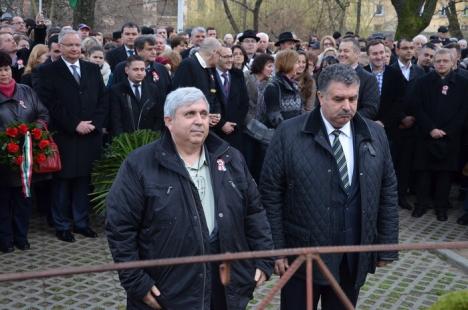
[464,6,468,16]
[375,4,384,16]
[439,6,447,16]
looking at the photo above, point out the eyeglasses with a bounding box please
[219,54,233,59]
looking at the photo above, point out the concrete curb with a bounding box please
[434,249,468,273]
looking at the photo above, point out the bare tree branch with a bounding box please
[222,0,240,34]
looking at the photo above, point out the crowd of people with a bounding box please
[0,11,467,309]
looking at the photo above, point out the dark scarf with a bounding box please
[0,79,16,98]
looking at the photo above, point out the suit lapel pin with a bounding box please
[19,100,27,109]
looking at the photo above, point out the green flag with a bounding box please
[69,0,78,9]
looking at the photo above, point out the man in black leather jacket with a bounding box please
[106,87,274,310]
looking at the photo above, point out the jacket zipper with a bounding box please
[136,98,150,130]
[189,183,206,310]
[228,180,243,199]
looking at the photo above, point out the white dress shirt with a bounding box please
[62,57,80,76]
[320,109,354,185]
[398,59,412,81]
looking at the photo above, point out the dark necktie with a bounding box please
[331,130,350,190]
[133,83,141,101]
[221,72,229,97]
[70,64,80,84]
[128,49,134,57]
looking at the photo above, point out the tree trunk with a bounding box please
[446,0,463,39]
[252,0,263,31]
[72,0,96,28]
[222,0,240,34]
[242,0,247,29]
[355,0,362,35]
[391,0,438,40]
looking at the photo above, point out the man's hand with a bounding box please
[399,116,415,129]
[376,260,392,268]
[274,258,289,276]
[76,121,95,135]
[254,268,267,287]
[142,286,162,309]
[430,128,446,139]
[221,122,237,134]
[209,114,221,126]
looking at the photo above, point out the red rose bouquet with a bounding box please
[0,122,54,169]
[0,122,55,196]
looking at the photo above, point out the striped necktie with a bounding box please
[331,130,350,191]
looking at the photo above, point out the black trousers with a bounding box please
[416,171,452,210]
[0,186,32,247]
[210,236,227,310]
[280,257,360,310]
[393,132,415,198]
[51,176,91,231]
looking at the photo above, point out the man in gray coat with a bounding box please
[260,64,398,310]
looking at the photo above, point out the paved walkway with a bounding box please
[0,200,466,309]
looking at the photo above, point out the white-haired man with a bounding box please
[106,87,274,310]
[37,29,107,242]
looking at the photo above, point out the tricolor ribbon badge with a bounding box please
[217,159,226,171]
[442,85,449,95]
[20,131,33,197]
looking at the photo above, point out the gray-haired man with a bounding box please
[106,87,274,309]
[261,64,398,309]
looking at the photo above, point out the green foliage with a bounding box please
[90,130,160,216]
[429,290,468,310]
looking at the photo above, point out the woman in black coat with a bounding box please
[263,49,302,128]
[0,52,49,253]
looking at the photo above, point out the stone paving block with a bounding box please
[0,198,467,309]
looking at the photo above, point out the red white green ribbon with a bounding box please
[20,131,33,197]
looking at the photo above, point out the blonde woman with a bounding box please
[21,44,48,87]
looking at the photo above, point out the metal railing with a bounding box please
[0,241,467,310]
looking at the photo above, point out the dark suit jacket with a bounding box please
[111,61,172,103]
[355,65,380,120]
[213,68,249,150]
[172,55,223,114]
[180,47,194,59]
[37,58,107,178]
[364,65,405,136]
[106,46,129,71]
[390,61,425,120]
[109,79,164,136]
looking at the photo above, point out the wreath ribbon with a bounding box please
[20,131,33,197]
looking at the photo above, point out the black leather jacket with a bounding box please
[106,132,274,309]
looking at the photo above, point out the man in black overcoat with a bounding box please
[213,46,249,152]
[261,64,398,310]
[173,37,224,126]
[412,48,468,221]
[37,30,107,242]
[390,38,426,211]
[106,22,140,71]
[110,35,172,103]
[109,55,164,136]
